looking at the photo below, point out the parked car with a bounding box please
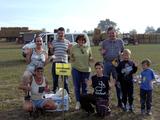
[22,32,90,57]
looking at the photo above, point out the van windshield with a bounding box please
[65,34,73,42]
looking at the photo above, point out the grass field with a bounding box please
[0,40,160,120]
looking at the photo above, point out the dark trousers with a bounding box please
[80,94,96,113]
[121,81,134,106]
[72,68,90,101]
[140,89,152,111]
[52,62,69,94]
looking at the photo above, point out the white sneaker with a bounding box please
[75,102,81,110]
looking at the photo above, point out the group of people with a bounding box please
[19,26,155,117]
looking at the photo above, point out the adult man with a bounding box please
[49,27,71,94]
[101,27,124,108]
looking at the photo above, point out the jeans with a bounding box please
[140,89,152,111]
[52,62,69,94]
[72,68,90,101]
[104,61,122,106]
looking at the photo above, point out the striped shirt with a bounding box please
[52,39,70,63]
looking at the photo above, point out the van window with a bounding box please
[48,35,55,42]
[65,34,73,42]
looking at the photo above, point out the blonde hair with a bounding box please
[122,49,131,56]
[123,49,131,55]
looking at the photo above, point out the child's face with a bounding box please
[122,52,130,61]
[95,65,103,75]
[35,69,43,77]
[142,63,148,70]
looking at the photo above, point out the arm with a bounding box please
[44,77,50,93]
[89,47,94,63]
[19,77,32,93]
[25,48,32,64]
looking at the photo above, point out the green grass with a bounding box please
[0,41,160,120]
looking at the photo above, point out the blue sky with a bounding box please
[0,0,160,33]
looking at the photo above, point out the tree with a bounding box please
[156,27,160,33]
[129,29,137,34]
[97,18,117,32]
[41,28,46,32]
[145,26,155,33]
[66,28,70,33]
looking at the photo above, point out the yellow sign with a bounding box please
[55,63,71,76]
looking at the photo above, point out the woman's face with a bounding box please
[77,38,85,46]
[35,37,43,46]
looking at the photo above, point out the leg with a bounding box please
[128,83,134,111]
[43,99,57,110]
[103,61,112,78]
[63,76,69,94]
[140,89,146,113]
[23,100,33,112]
[115,82,122,107]
[121,82,127,109]
[80,94,96,113]
[52,62,59,93]
[72,68,81,102]
[81,72,90,95]
[146,90,152,113]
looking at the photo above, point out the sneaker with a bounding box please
[75,102,81,110]
[129,105,134,112]
[146,110,152,116]
[141,109,145,115]
[122,104,127,112]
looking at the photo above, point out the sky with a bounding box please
[0,0,160,33]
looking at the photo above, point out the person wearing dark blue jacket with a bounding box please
[117,49,137,112]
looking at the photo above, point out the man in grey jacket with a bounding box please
[101,26,124,108]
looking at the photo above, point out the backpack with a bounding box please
[96,98,111,117]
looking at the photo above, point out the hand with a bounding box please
[87,79,92,86]
[68,44,72,49]
[101,49,106,55]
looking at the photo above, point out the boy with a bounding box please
[140,59,155,115]
[80,62,111,117]
[117,49,137,112]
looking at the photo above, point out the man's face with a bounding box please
[107,30,116,40]
[57,30,65,40]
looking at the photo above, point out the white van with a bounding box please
[22,32,90,57]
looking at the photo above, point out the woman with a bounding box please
[22,35,48,86]
[70,35,94,110]
[19,66,57,112]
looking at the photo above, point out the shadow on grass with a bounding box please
[0,59,25,68]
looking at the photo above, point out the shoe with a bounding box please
[75,102,81,110]
[141,109,145,115]
[122,104,127,112]
[146,110,152,116]
[129,105,134,112]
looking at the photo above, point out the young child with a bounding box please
[80,62,111,117]
[140,59,155,115]
[117,49,137,112]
